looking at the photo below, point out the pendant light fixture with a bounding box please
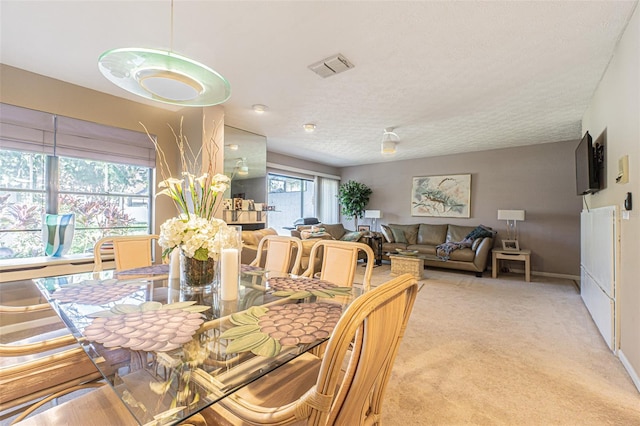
[381,128,399,155]
[236,158,249,176]
[98,0,230,107]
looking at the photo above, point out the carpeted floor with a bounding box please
[356,265,640,425]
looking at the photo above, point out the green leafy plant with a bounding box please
[337,180,372,227]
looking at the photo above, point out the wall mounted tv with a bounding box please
[575,131,604,195]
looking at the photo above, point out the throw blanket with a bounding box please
[436,224,496,261]
[436,238,473,261]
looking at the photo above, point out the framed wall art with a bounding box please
[411,174,471,218]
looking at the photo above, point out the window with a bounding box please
[266,172,339,233]
[0,103,155,259]
[267,174,315,233]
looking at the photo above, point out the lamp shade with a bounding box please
[364,210,383,219]
[497,209,525,221]
[381,128,399,155]
[236,158,249,176]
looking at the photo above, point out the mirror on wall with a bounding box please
[223,126,267,229]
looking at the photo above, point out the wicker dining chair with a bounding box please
[0,288,102,423]
[302,239,375,291]
[201,273,419,426]
[93,234,160,272]
[249,235,304,275]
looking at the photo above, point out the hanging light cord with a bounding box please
[170,0,174,53]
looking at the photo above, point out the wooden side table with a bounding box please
[492,249,531,282]
[361,233,383,266]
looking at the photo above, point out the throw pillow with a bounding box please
[341,231,363,242]
[380,225,394,243]
[389,224,419,244]
[465,224,496,240]
[389,226,408,244]
[323,223,347,240]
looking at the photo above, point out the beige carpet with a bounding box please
[355,265,640,425]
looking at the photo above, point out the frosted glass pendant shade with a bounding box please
[98,48,231,107]
[381,128,399,155]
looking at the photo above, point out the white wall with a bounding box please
[582,4,640,390]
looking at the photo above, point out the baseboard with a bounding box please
[502,267,579,282]
[618,349,640,393]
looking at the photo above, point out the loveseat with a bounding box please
[241,227,320,272]
[380,223,495,276]
[290,223,375,260]
[290,223,367,242]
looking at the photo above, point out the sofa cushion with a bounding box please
[446,225,477,243]
[242,228,278,247]
[382,242,409,252]
[242,230,259,247]
[380,225,394,243]
[341,231,364,242]
[390,227,407,243]
[300,230,331,240]
[407,244,437,256]
[447,247,476,262]
[388,224,419,245]
[417,224,448,246]
[322,223,347,240]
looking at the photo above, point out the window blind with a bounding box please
[0,103,55,155]
[0,103,156,167]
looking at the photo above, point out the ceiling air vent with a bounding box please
[308,54,354,78]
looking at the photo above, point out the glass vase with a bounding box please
[180,250,216,293]
[42,213,75,257]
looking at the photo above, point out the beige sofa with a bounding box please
[291,223,375,261]
[241,227,320,272]
[291,223,371,243]
[380,223,495,277]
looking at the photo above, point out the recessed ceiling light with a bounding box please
[252,104,268,114]
[226,144,239,151]
[303,123,316,133]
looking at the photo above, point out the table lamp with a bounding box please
[497,209,525,241]
[364,210,383,232]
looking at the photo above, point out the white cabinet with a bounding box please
[580,205,616,350]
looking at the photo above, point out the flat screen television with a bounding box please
[575,131,600,195]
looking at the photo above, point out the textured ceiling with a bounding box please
[1,1,637,168]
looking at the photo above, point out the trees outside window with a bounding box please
[0,149,151,259]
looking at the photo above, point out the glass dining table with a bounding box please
[31,266,362,425]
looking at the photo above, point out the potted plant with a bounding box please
[338,180,372,228]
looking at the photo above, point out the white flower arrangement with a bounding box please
[142,118,233,261]
[159,215,233,261]
[156,172,230,221]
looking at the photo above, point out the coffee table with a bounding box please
[388,252,428,279]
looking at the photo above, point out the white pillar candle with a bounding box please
[169,249,180,283]
[221,248,239,300]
